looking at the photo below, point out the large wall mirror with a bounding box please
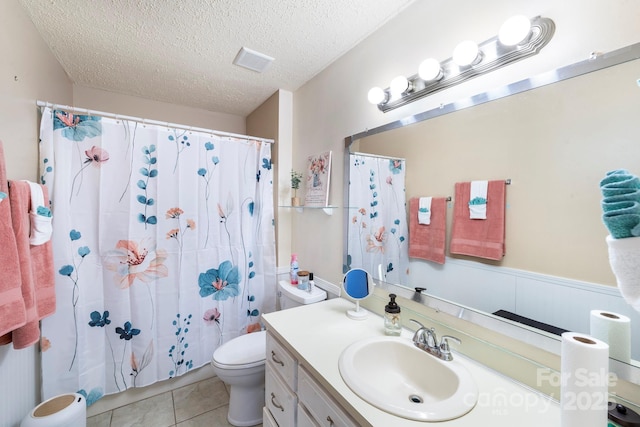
[344,42,640,384]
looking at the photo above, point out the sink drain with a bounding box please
[409,394,423,404]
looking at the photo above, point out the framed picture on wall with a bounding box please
[304,151,332,207]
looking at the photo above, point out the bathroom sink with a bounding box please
[338,336,478,421]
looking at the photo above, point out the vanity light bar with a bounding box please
[371,16,555,113]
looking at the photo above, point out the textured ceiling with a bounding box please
[19,0,415,116]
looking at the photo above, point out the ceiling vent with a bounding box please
[232,47,274,73]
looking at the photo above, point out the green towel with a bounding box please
[601,200,640,214]
[602,186,640,199]
[602,189,640,203]
[600,170,640,194]
[600,169,640,238]
[603,212,640,238]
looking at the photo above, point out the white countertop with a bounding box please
[263,298,560,427]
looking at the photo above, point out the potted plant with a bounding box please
[290,169,303,206]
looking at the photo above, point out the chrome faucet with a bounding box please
[410,319,461,361]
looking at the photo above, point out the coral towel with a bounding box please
[1,181,56,348]
[450,180,506,260]
[409,197,447,264]
[0,141,26,338]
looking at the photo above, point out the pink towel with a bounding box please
[0,141,26,338]
[2,181,56,349]
[450,180,506,261]
[409,197,447,264]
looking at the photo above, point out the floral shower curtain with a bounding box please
[347,153,408,284]
[38,107,276,404]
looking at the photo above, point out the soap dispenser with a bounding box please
[384,294,402,336]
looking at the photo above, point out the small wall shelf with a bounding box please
[279,205,338,216]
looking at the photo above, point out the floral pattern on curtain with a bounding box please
[346,153,408,284]
[38,107,276,404]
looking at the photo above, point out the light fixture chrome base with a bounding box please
[377,16,555,112]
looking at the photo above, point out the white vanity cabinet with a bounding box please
[265,333,298,426]
[298,367,359,427]
[296,403,320,427]
[264,331,358,427]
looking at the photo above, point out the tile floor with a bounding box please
[86,376,263,427]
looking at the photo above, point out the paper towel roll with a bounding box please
[590,310,631,363]
[560,332,609,427]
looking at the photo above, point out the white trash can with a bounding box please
[21,393,86,427]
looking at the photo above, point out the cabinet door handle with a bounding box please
[270,392,284,412]
[326,415,335,426]
[271,350,284,366]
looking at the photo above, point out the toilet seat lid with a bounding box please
[213,330,266,367]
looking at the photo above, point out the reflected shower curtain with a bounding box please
[38,107,275,403]
[347,153,408,284]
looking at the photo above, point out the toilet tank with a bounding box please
[277,280,327,310]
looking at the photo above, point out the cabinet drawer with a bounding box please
[298,403,320,427]
[265,368,297,427]
[298,367,359,427]
[266,332,297,390]
[263,406,278,427]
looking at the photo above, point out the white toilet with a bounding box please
[211,280,330,426]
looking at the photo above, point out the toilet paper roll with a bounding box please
[590,310,631,363]
[560,332,609,427]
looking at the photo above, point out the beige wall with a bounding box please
[292,0,640,286]
[247,91,280,139]
[0,1,73,182]
[247,89,294,266]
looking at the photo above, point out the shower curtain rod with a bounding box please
[36,100,275,144]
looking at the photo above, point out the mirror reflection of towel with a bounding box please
[606,235,640,313]
[600,170,640,239]
[451,180,506,260]
[409,197,447,264]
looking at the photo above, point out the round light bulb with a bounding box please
[452,40,480,67]
[389,75,409,96]
[498,15,532,46]
[418,58,443,82]
[367,87,386,105]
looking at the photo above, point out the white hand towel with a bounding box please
[469,180,488,219]
[606,234,640,313]
[24,181,53,245]
[418,197,432,225]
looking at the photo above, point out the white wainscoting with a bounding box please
[409,257,640,360]
[0,344,39,427]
